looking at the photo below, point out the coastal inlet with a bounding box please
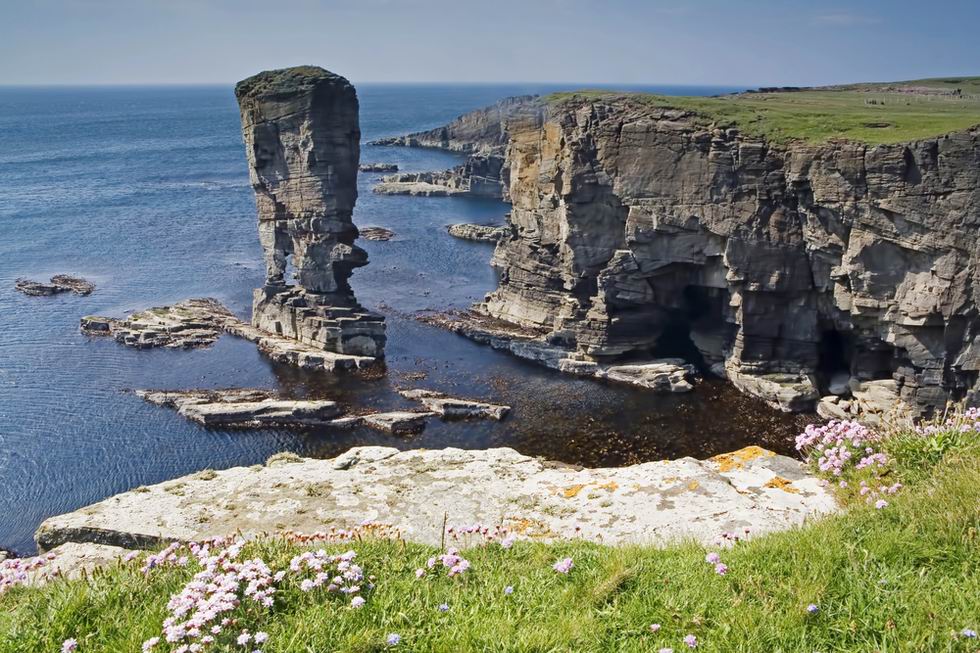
[0,81,795,555]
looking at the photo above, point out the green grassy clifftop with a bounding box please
[548,76,980,145]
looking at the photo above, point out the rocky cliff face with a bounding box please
[370,95,539,200]
[481,96,980,413]
[236,66,385,357]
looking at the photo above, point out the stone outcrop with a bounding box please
[235,66,385,358]
[420,311,697,393]
[359,163,398,173]
[413,95,980,414]
[36,445,836,552]
[359,226,394,241]
[82,299,376,372]
[447,223,509,242]
[398,388,511,420]
[137,389,342,426]
[15,275,94,296]
[373,153,505,198]
[370,95,541,201]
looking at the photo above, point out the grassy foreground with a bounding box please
[1,420,978,652]
[548,76,980,145]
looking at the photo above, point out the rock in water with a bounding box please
[359,163,398,173]
[447,223,509,242]
[235,66,385,358]
[15,275,95,296]
[359,226,395,241]
[137,389,342,426]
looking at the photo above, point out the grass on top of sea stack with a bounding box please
[1,420,978,652]
[547,76,980,145]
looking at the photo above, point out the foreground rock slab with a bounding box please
[359,163,398,173]
[82,298,376,372]
[15,275,95,297]
[137,389,341,427]
[36,445,836,551]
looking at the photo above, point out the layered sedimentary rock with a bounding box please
[478,96,980,413]
[36,445,836,552]
[81,299,376,372]
[235,66,385,358]
[370,95,539,200]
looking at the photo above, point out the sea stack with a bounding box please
[235,66,385,357]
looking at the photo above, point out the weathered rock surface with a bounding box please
[398,389,511,420]
[421,311,697,393]
[36,445,836,552]
[359,163,398,173]
[15,275,94,296]
[370,95,541,201]
[447,223,510,242]
[82,298,376,372]
[413,95,980,414]
[373,154,505,198]
[360,226,395,241]
[2,543,138,589]
[137,389,342,426]
[236,66,385,358]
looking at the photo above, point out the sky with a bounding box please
[1,0,978,87]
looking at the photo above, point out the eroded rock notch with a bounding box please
[235,66,385,357]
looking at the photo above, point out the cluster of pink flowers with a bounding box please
[289,549,367,601]
[704,552,728,575]
[552,557,574,574]
[0,551,57,594]
[917,407,980,435]
[795,420,886,477]
[421,548,471,578]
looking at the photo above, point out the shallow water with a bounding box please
[0,83,806,554]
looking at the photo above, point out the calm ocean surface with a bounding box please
[0,82,806,554]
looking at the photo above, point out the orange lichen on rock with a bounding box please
[763,476,800,493]
[710,446,776,472]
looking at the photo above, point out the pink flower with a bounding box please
[61,639,78,653]
[415,568,426,578]
[552,557,574,574]
[649,623,661,633]
[875,499,888,509]
[142,637,160,652]
[504,585,514,595]
[237,632,251,646]
[254,632,269,644]
[684,634,698,648]
[659,649,674,653]
[704,552,720,564]
[714,563,728,575]
[351,596,366,609]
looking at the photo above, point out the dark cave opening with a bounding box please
[648,286,725,371]
[817,328,853,377]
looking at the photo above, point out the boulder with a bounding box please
[15,275,94,296]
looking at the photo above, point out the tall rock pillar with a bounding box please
[235,66,385,357]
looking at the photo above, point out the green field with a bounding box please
[548,76,980,145]
[1,413,978,652]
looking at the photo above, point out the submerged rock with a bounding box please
[35,445,837,552]
[15,275,94,296]
[398,388,511,420]
[359,411,434,434]
[137,389,341,426]
[359,226,395,241]
[359,163,398,173]
[447,223,509,242]
[236,66,386,358]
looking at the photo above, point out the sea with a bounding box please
[0,82,807,554]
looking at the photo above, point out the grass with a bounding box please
[2,419,978,652]
[546,76,980,145]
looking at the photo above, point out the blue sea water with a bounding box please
[0,82,805,554]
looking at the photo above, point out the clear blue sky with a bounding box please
[2,0,978,86]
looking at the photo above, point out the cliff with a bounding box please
[369,95,540,200]
[235,66,385,357]
[480,94,980,413]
